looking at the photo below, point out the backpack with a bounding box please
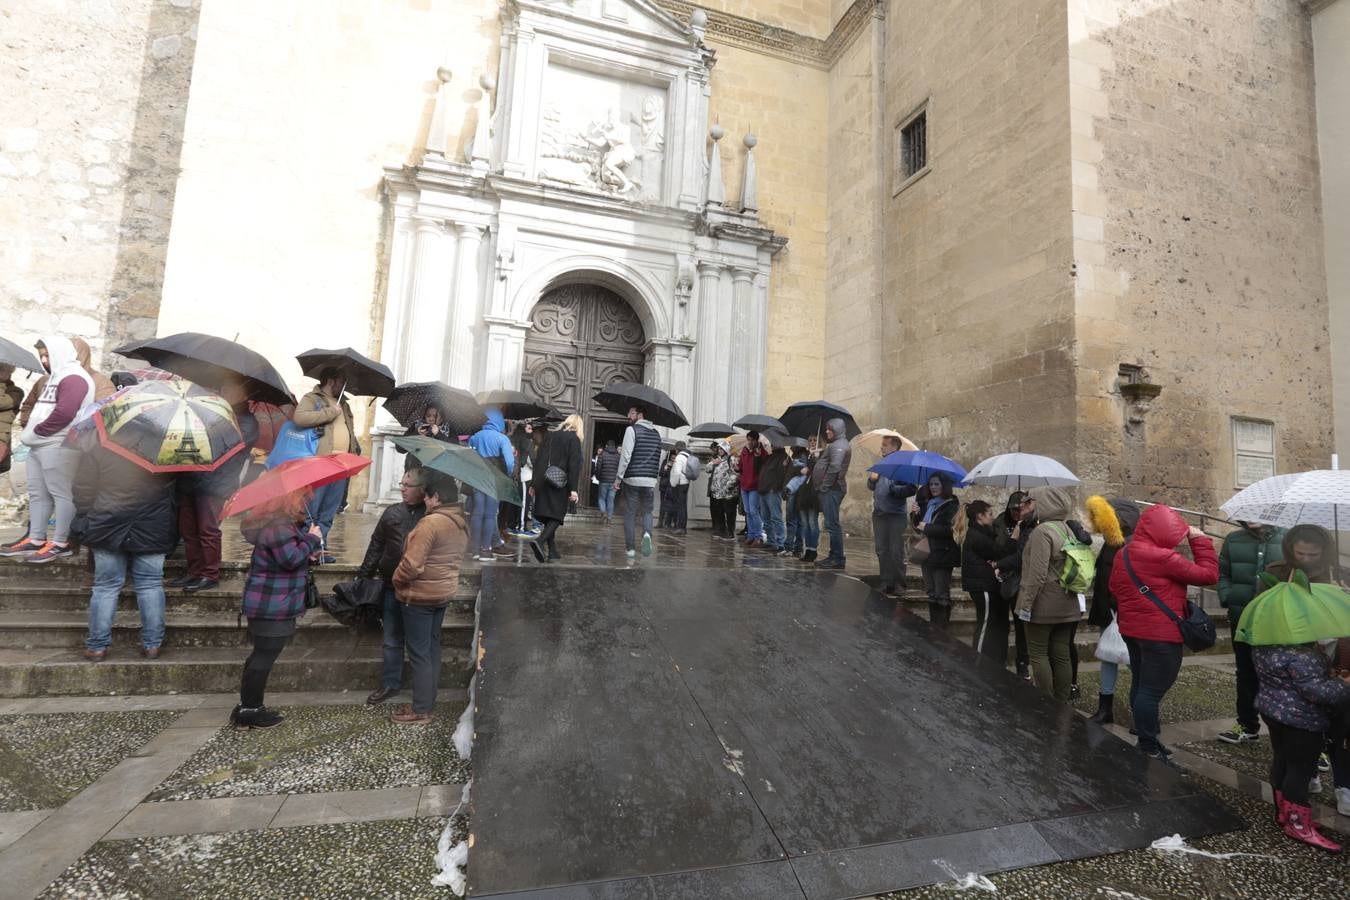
[683,452,701,482]
[1049,523,1095,594]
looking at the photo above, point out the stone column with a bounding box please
[694,261,723,423]
[502,28,538,179]
[750,272,769,413]
[405,218,457,384]
[714,267,735,418]
[446,223,484,389]
[728,268,754,415]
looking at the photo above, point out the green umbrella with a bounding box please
[1235,570,1350,646]
[392,435,522,505]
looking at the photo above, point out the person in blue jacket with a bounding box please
[466,408,514,561]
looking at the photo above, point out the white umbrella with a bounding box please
[1220,470,1350,531]
[852,428,919,457]
[963,452,1081,489]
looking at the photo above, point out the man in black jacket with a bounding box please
[362,468,427,704]
[73,441,178,662]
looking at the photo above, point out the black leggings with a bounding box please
[1068,621,1079,684]
[1263,717,1324,805]
[241,633,292,708]
[537,518,562,554]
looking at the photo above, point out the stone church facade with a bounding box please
[2,0,1346,517]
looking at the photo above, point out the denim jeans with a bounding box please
[380,583,405,691]
[309,478,347,543]
[401,602,446,714]
[760,492,784,548]
[469,494,500,553]
[27,444,81,544]
[621,484,654,551]
[1125,636,1184,754]
[741,488,764,542]
[671,483,689,530]
[784,494,800,552]
[87,549,166,651]
[820,488,845,562]
[799,509,820,551]
[1100,660,1119,695]
[597,483,616,517]
[873,513,907,590]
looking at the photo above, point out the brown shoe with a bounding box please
[83,648,107,662]
[390,703,434,725]
[141,646,161,659]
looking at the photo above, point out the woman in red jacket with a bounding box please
[1110,504,1218,762]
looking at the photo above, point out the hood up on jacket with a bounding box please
[71,337,117,400]
[1028,485,1074,521]
[825,417,847,439]
[37,335,82,378]
[1133,503,1190,550]
[714,438,731,457]
[482,408,507,434]
[1267,523,1334,583]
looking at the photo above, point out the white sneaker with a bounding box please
[1309,775,1322,794]
[1337,787,1350,816]
[641,532,653,557]
[626,549,636,559]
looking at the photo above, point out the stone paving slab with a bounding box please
[0,809,52,852]
[108,794,286,840]
[271,786,422,828]
[148,702,469,802]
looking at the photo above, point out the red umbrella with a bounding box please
[222,452,370,519]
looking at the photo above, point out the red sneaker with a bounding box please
[24,541,74,564]
[0,536,43,557]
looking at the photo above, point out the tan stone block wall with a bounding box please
[1070,0,1332,511]
[697,0,833,37]
[705,42,830,415]
[873,0,1077,483]
[0,0,199,380]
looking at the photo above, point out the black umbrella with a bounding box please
[688,421,738,438]
[476,389,555,421]
[114,332,294,406]
[296,347,395,397]
[0,337,42,374]
[593,381,688,429]
[778,401,861,440]
[764,428,807,449]
[383,381,486,436]
[733,413,786,433]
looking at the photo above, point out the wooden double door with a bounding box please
[522,284,646,505]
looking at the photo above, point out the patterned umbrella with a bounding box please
[1220,470,1350,531]
[963,452,1081,489]
[852,428,919,457]
[92,377,244,473]
[1235,570,1350,646]
[384,382,486,436]
[393,435,521,504]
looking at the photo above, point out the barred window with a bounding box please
[900,111,927,180]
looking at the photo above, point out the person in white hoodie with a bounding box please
[667,441,692,535]
[1,336,95,563]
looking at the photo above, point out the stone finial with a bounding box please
[690,9,708,40]
[470,72,493,170]
[427,67,453,158]
[706,124,726,206]
[740,131,758,215]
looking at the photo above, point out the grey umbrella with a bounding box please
[0,336,43,374]
[733,414,786,432]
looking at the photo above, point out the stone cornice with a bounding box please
[1302,0,1339,13]
[655,0,882,71]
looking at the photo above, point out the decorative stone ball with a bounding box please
[437,66,453,84]
[690,10,708,28]
[743,133,758,149]
[479,74,496,93]
[710,123,725,141]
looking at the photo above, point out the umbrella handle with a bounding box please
[304,503,326,556]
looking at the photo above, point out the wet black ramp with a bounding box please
[468,568,1242,899]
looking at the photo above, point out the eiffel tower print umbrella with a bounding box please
[90,377,245,473]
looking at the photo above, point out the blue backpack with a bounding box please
[266,401,322,469]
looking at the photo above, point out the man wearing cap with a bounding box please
[812,418,852,570]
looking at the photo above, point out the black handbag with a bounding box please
[322,576,385,629]
[1121,548,1216,652]
[543,435,567,488]
[304,571,321,610]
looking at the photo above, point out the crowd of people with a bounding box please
[2,335,1348,851]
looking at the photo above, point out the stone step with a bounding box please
[0,645,473,697]
[0,609,474,651]
[0,583,478,615]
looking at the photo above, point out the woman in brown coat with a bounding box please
[391,474,467,724]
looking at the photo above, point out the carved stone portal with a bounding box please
[537,64,666,203]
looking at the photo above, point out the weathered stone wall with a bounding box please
[1311,0,1350,457]
[0,0,199,375]
[705,42,830,415]
[873,0,1077,487]
[1070,0,1331,511]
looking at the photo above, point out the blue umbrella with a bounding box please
[869,449,967,486]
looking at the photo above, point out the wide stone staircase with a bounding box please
[0,555,478,697]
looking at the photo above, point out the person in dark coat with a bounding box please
[1084,495,1140,724]
[995,491,1035,678]
[528,415,583,562]
[911,473,960,629]
[172,375,260,594]
[595,439,621,524]
[499,422,535,538]
[1215,521,1285,743]
[959,500,1007,661]
[360,466,427,706]
[73,440,179,661]
[868,434,918,597]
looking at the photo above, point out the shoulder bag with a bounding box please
[1121,548,1216,652]
[543,435,567,489]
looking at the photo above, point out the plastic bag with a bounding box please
[1094,613,1129,665]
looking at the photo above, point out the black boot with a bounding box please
[801,550,817,563]
[530,541,547,563]
[234,706,284,729]
[1088,693,1114,725]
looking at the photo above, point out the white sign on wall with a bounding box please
[1233,417,1275,488]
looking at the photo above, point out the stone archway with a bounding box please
[522,283,646,504]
